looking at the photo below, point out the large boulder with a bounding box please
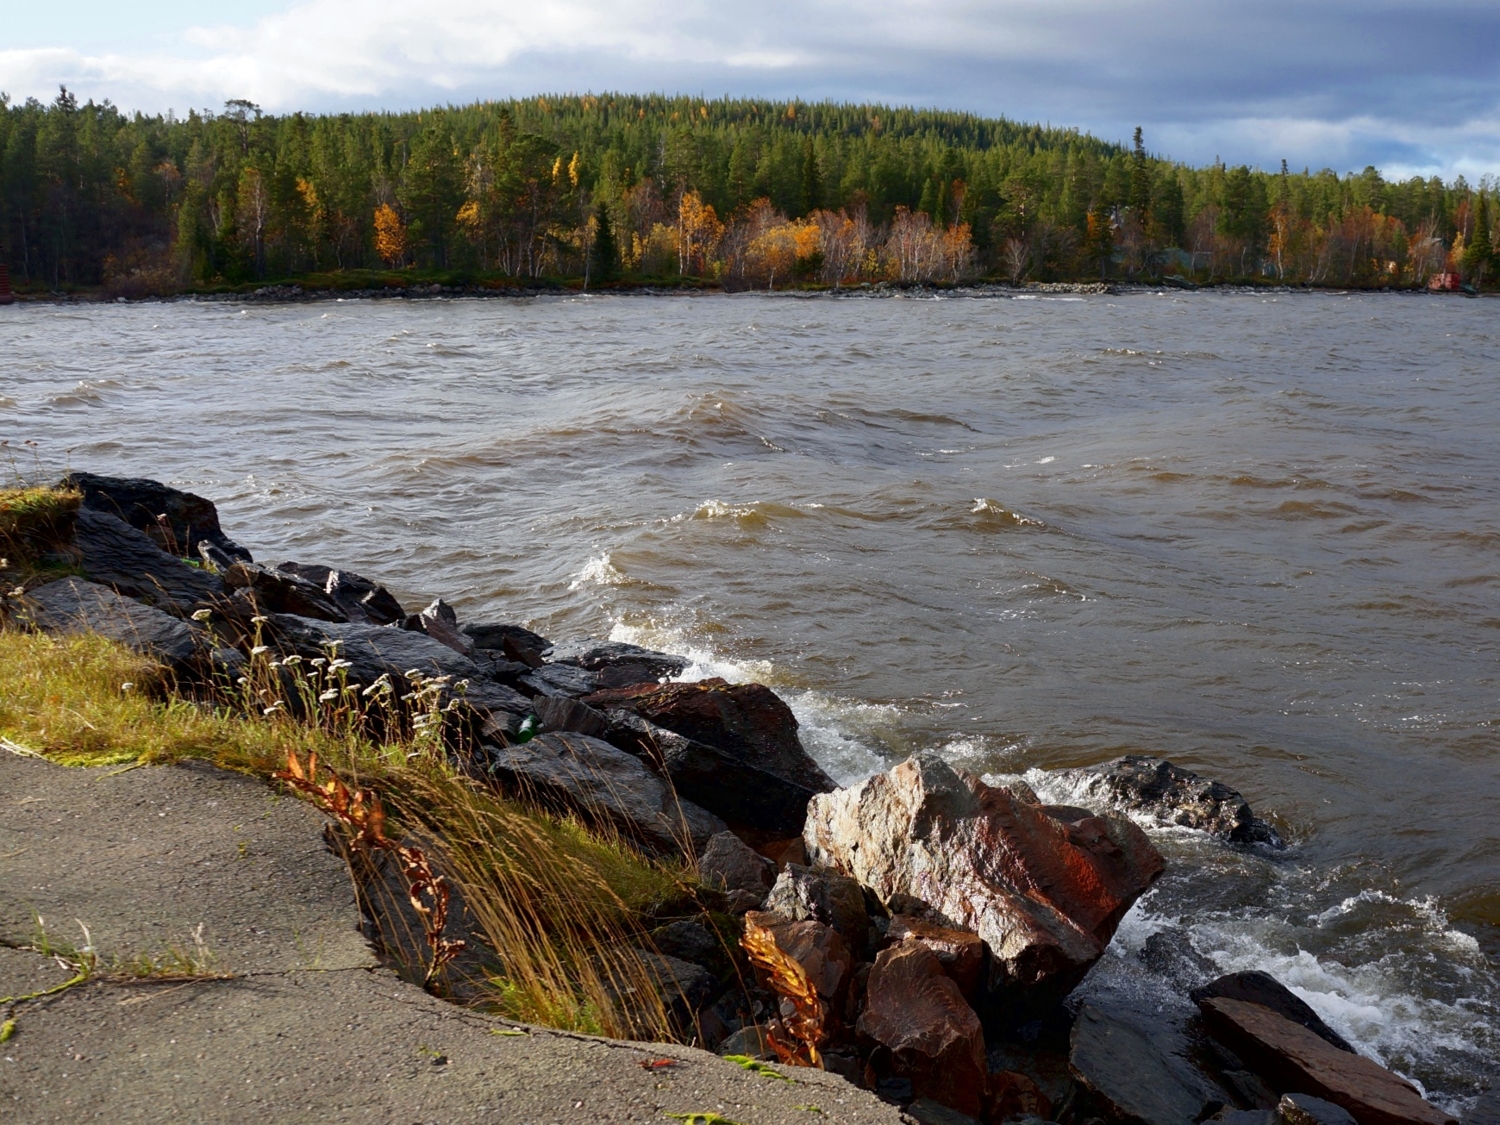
[804,752,1163,1011]
[484,732,725,855]
[72,507,223,613]
[21,577,210,675]
[223,561,348,622]
[403,598,475,657]
[1199,998,1456,1125]
[1055,755,1282,847]
[546,639,690,688]
[64,471,251,561]
[857,939,988,1118]
[698,831,777,913]
[268,615,531,718]
[1191,971,1354,1054]
[744,910,854,1008]
[277,562,406,625]
[584,678,835,794]
[1070,1002,1230,1125]
[599,708,824,835]
[764,864,875,956]
[886,915,985,998]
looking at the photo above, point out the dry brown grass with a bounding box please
[0,628,691,1038]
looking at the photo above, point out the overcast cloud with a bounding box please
[2,0,1498,179]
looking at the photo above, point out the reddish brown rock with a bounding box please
[988,1070,1051,1123]
[584,677,835,793]
[1199,997,1456,1125]
[856,939,987,1118]
[743,910,852,1005]
[887,915,985,998]
[805,752,1163,1006]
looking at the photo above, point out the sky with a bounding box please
[3,1,1498,181]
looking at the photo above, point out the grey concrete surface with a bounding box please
[0,752,908,1125]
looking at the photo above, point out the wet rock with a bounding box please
[600,708,823,835]
[1463,1092,1500,1125]
[521,662,599,698]
[1198,997,1456,1125]
[22,577,208,675]
[886,915,985,998]
[224,561,348,622]
[764,864,875,955]
[1191,972,1355,1054]
[1276,1094,1357,1125]
[1069,1002,1228,1125]
[856,939,988,1118]
[805,753,1164,1011]
[1055,755,1282,847]
[268,615,531,717]
[699,832,778,913]
[546,638,690,681]
[65,471,252,561]
[486,732,726,854]
[534,695,609,739]
[72,507,224,612]
[1140,929,1219,988]
[744,910,853,1006]
[463,622,551,661]
[584,677,836,794]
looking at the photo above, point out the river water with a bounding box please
[3,291,1496,1102]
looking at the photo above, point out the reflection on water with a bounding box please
[3,290,1497,1101]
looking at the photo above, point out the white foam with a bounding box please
[569,552,630,590]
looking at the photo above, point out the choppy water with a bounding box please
[3,291,1497,1101]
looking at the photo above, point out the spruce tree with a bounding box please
[1463,191,1493,283]
[799,136,821,216]
[591,202,618,282]
[1129,127,1151,217]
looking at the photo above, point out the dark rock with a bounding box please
[634,951,720,1032]
[857,939,988,1118]
[764,864,874,955]
[198,542,238,572]
[1209,1112,1275,1125]
[1465,1092,1500,1125]
[876,1077,914,1104]
[406,598,475,657]
[22,577,209,675]
[1198,997,1456,1125]
[463,622,552,658]
[72,508,224,613]
[584,677,835,794]
[987,1070,1053,1123]
[546,638,691,680]
[600,708,823,836]
[533,695,610,739]
[744,911,853,1006]
[268,615,531,717]
[1140,929,1219,988]
[886,915,985,998]
[1276,1094,1358,1125]
[1055,755,1282,847]
[521,662,599,698]
[716,1024,776,1060]
[648,920,721,968]
[485,731,726,854]
[1069,1002,1228,1125]
[224,561,348,622]
[805,753,1164,1012]
[64,471,252,561]
[698,832,777,913]
[275,562,406,625]
[1191,972,1355,1054]
[906,1098,980,1125]
[760,836,809,868]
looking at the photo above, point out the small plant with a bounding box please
[741,914,826,1068]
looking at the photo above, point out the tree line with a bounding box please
[1,88,1495,293]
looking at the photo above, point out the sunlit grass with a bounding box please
[0,627,693,1038]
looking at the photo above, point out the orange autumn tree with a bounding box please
[678,190,723,276]
[374,204,408,267]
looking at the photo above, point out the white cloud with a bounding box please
[2,0,1497,178]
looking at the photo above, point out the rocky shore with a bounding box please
[3,471,1481,1125]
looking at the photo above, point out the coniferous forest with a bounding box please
[2,88,1496,295]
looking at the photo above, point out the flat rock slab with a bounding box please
[0,752,375,974]
[0,752,906,1124]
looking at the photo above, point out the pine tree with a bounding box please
[1463,191,1493,283]
[799,136,821,217]
[1129,127,1151,217]
[591,202,618,281]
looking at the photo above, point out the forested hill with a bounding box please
[1,89,1494,294]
